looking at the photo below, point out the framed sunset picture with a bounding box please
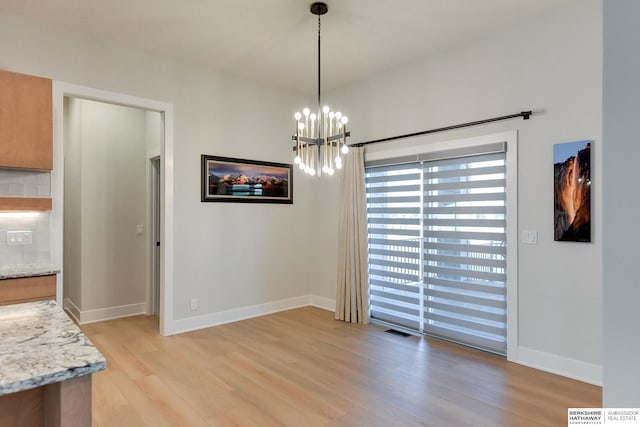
[553,140,591,242]
[201,155,293,204]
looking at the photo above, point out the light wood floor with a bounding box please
[82,307,601,427]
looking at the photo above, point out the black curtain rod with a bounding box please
[350,110,532,147]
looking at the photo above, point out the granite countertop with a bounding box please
[0,300,106,396]
[0,264,60,280]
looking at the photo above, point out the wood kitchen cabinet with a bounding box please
[0,275,56,306]
[0,69,53,170]
[0,197,52,211]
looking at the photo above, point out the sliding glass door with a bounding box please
[367,162,422,330]
[366,144,507,355]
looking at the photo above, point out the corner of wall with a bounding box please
[309,295,336,312]
[63,297,81,324]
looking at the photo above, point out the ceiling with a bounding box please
[0,0,575,95]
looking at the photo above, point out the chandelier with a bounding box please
[292,2,350,177]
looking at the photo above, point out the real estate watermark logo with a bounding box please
[568,409,640,426]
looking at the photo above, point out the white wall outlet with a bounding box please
[522,230,538,245]
[190,298,198,310]
[136,224,144,235]
[7,230,33,245]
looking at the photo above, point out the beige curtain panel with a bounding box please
[335,146,369,324]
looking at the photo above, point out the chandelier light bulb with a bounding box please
[328,111,335,119]
[322,106,330,114]
[328,168,335,175]
[335,162,343,169]
[310,113,316,121]
[335,156,342,163]
[294,156,301,164]
[294,112,302,120]
[299,162,305,170]
[298,123,305,130]
[341,116,348,124]
[335,112,342,120]
[303,108,310,116]
[341,145,349,154]
[310,168,316,176]
[322,165,329,173]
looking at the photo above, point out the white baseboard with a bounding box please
[515,346,602,386]
[172,295,311,334]
[63,298,81,323]
[309,295,336,312]
[63,298,147,324]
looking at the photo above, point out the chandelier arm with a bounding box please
[290,132,350,145]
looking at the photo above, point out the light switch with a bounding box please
[522,230,538,245]
[136,224,144,235]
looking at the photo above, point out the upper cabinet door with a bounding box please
[0,69,53,170]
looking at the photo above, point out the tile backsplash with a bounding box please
[0,212,51,267]
[0,168,52,267]
[0,169,51,197]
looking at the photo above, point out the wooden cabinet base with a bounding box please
[0,275,56,306]
[44,375,92,427]
[0,387,44,427]
[0,375,92,427]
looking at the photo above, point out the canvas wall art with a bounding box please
[201,155,293,204]
[553,140,591,242]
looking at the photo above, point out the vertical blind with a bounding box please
[365,144,507,355]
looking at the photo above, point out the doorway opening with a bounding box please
[62,98,162,329]
[52,82,175,335]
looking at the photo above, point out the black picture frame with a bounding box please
[201,155,293,204]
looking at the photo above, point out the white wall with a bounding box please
[64,98,148,316]
[80,99,147,311]
[312,1,603,383]
[602,0,640,407]
[0,10,317,323]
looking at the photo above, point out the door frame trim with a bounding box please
[148,156,161,316]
